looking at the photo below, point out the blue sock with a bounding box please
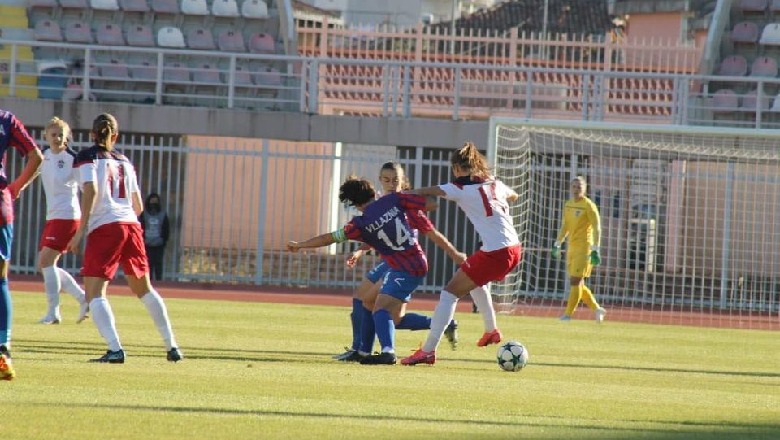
[372,309,395,353]
[0,278,10,346]
[358,306,375,353]
[350,298,363,350]
[396,312,431,330]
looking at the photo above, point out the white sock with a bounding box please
[41,266,61,318]
[422,290,459,353]
[470,285,497,332]
[90,297,122,351]
[57,268,87,305]
[140,290,177,351]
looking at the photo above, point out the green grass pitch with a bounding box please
[2,291,778,439]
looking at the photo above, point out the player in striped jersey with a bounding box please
[402,142,522,366]
[36,117,89,325]
[0,109,44,381]
[552,176,607,323]
[334,162,464,362]
[67,113,182,364]
[288,176,437,365]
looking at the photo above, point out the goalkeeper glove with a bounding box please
[590,248,601,266]
[551,242,561,260]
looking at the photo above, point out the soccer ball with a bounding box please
[496,341,529,372]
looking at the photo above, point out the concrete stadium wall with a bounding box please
[3,98,489,148]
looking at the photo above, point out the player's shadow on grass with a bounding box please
[23,401,780,439]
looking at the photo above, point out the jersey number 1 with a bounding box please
[107,163,127,199]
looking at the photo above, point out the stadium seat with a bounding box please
[217,30,246,51]
[151,0,179,14]
[99,58,130,79]
[90,0,120,10]
[212,0,239,17]
[248,32,275,53]
[64,20,94,43]
[712,89,740,111]
[255,66,281,87]
[731,21,760,44]
[129,59,157,81]
[741,89,772,110]
[96,23,125,45]
[33,19,63,41]
[37,60,69,99]
[157,26,186,48]
[192,63,222,84]
[119,0,150,12]
[240,0,268,19]
[759,23,780,45]
[163,62,190,83]
[717,55,748,76]
[59,0,88,8]
[770,92,780,110]
[29,0,59,7]
[738,0,769,14]
[181,0,209,15]
[232,64,254,87]
[186,27,216,50]
[127,24,155,46]
[771,0,780,15]
[750,56,778,77]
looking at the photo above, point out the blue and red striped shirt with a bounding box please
[343,192,429,276]
[0,109,40,224]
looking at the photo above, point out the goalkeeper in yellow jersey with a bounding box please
[551,176,607,323]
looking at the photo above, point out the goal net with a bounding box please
[487,118,780,330]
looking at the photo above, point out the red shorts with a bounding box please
[82,222,149,279]
[460,244,523,287]
[39,219,80,252]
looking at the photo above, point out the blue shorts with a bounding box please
[380,269,424,303]
[0,223,12,261]
[366,261,390,284]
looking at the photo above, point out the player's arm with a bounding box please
[288,229,342,252]
[67,181,96,254]
[424,229,466,264]
[346,243,372,268]
[7,147,43,201]
[407,186,446,197]
[587,203,602,265]
[131,190,144,217]
[551,207,568,259]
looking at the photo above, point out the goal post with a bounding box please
[487,118,780,330]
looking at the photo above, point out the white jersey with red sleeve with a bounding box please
[439,177,520,252]
[74,145,140,233]
[41,146,81,220]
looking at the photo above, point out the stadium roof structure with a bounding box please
[426,0,615,36]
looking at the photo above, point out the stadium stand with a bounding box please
[186,26,217,50]
[157,26,186,48]
[63,20,93,43]
[718,55,748,76]
[96,23,125,45]
[212,0,239,17]
[33,19,63,41]
[127,23,156,47]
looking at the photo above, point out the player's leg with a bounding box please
[581,282,606,323]
[123,224,181,362]
[471,284,502,347]
[562,246,589,320]
[0,223,16,379]
[82,224,125,363]
[38,246,63,324]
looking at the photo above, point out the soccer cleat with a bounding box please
[559,315,572,321]
[444,320,459,350]
[167,347,183,362]
[0,346,15,381]
[76,303,90,324]
[359,352,397,365]
[39,315,61,325]
[90,349,125,364]
[341,350,368,362]
[400,348,436,366]
[476,328,502,347]
[332,348,357,360]
[595,307,607,324]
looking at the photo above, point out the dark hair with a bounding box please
[379,161,411,190]
[450,141,491,179]
[339,176,376,207]
[92,113,118,148]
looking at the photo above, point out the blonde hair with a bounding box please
[450,141,491,179]
[46,116,71,141]
[92,113,118,149]
[571,175,587,186]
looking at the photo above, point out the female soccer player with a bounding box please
[67,113,182,364]
[401,142,522,366]
[37,117,89,325]
[334,162,464,362]
[551,176,607,322]
[288,176,436,365]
